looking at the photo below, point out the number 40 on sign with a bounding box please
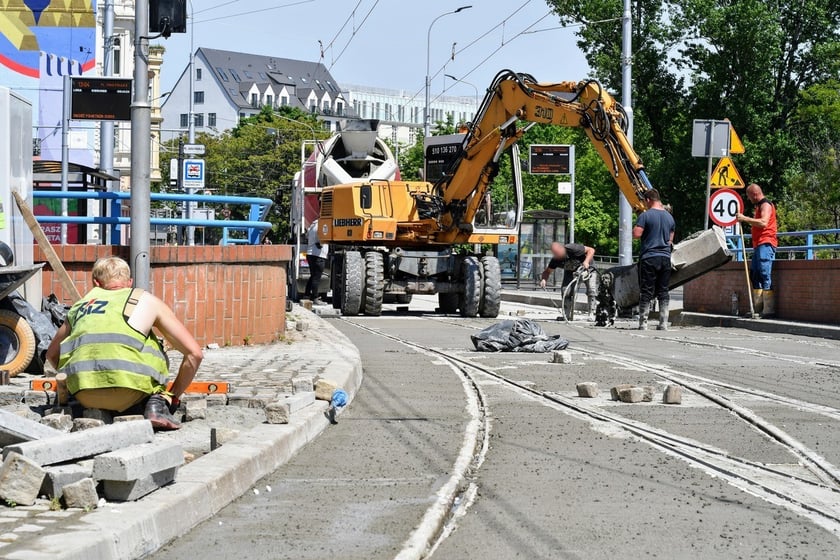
[708,188,744,227]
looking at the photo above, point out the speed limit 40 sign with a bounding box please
[708,188,744,227]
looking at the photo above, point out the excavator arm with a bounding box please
[431,71,652,243]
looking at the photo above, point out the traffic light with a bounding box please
[150,0,187,38]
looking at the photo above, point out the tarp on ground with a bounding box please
[471,319,569,353]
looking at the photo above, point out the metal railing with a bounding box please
[32,191,273,246]
[726,229,840,260]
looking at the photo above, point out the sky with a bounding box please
[158,0,596,101]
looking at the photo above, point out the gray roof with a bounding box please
[198,47,343,111]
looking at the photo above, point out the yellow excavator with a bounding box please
[318,70,728,317]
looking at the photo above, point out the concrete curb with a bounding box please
[677,312,840,341]
[5,309,363,560]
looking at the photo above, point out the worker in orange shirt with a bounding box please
[736,183,778,318]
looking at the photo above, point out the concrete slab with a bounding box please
[93,441,184,482]
[0,410,63,447]
[40,461,94,500]
[102,467,178,501]
[2,421,155,466]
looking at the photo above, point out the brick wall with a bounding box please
[683,260,840,324]
[35,245,291,347]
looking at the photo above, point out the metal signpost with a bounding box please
[529,144,576,242]
[692,119,731,229]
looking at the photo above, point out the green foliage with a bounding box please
[547,0,840,242]
[156,106,329,243]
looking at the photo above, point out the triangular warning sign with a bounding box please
[724,118,745,154]
[711,156,745,188]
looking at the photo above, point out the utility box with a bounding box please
[0,88,34,267]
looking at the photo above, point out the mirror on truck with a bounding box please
[359,184,373,210]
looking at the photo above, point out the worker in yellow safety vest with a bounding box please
[46,257,203,430]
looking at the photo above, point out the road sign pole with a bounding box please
[739,221,757,318]
[569,145,576,244]
[704,129,714,230]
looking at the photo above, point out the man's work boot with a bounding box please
[657,301,670,330]
[638,303,649,330]
[751,289,764,316]
[144,394,181,431]
[761,290,776,318]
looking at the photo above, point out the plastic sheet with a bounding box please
[471,319,570,353]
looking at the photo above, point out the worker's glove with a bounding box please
[576,265,592,282]
[168,396,181,415]
[539,279,547,289]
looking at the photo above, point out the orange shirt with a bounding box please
[752,199,778,248]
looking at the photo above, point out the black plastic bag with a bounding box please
[471,319,569,353]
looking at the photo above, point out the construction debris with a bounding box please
[94,441,184,502]
[0,409,63,446]
[39,413,73,433]
[618,387,645,403]
[61,478,98,509]
[40,460,94,500]
[265,393,316,424]
[315,379,339,401]
[663,385,683,405]
[0,452,45,506]
[552,351,573,364]
[576,382,598,398]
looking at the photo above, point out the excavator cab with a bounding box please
[470,144,523,243]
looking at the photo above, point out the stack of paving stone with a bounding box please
[0,410,183,509]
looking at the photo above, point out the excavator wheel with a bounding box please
[459,256,482,318]
[340,251,364,316]
[479,256,502,318]
[438,292,459,314]
[0,309,36,377]
[363,251,384,316]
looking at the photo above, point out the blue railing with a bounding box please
[32,191,273,246]
[727,229,840,260]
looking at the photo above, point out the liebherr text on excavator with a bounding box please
[314,70,730,318]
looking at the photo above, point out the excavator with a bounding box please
[317,70,730,317]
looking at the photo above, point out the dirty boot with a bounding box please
[761,290,775,318]
[144,394,181,431]
[751,289,764,316]
[638,303,649,330]
[657,301,669,330]
[587,296,598,321]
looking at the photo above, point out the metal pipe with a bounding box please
[618,0,633,266]
[186,0,197,246]
[33,190,273,205]
[100,0,116,245]
[60,75,70,244]
[425,6,471,137]
[130,0,151,288]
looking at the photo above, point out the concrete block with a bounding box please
[226,391,255,408]
[313,307,340,318]
[61,478,98,510]
[40,461,94,499]
[103,467,177,501]
[71,418,105,432]
[315,379,338,401]
[206,393,228,407]
[264,401,290,424]
[292,376,315,393]
[663,385,682,405]
[0,409,63,446]
[576,382,598,398]
[0,386,23,406]
[301,300,313,310]
[618,387,644,403]
[3,421,155,466]
[551,351,573,364]
[184,399,207,422]
[296,320,310,332]
[82,408,113,424]
[113,415,145,423]
[24,391,54,407]
[610,384,633,401]
[39,413,73,433]
[93,441,184,482]
[642,386,655,402]
[0,453,45,506]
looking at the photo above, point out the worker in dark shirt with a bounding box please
[539,242,598,319]
[633,189,675,330]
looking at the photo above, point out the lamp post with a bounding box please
[444,73,479,115]
[425,5,471,137]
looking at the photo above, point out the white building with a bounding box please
[161,48,349,136]
[343,84,478,147]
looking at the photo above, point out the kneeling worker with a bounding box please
[46,257,203,430]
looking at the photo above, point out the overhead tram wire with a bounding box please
[328,0,382,70]
[192,0,245,16]
[194,0,315,24]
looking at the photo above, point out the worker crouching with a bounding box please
[46,257,204,430]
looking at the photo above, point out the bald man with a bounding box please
[737,183,778,317]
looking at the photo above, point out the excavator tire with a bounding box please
[459,256,482,318]
[438,292,458,314]
[479,256,501,318]
[341,251,364,316]
[364,251,384,316]
[0,309,36,377]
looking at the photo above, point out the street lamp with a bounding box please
[444,73,479,116]
[425,5,472,137]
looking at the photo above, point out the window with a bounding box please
[194,91,204,104]
[310,103,317,113]
[239,112,246,120]
[229,69,241,82]
[196,68,202,81]
[180,113,188,127]
[217,67,229,81]
[362,101,367,118]
[113,45,121,75]
[336,102,343,116]
[323,100,330,112]
[322,121,331,131]
[194,113,204,127]
[266,95,274,107]
[251,93,259,107]
[280,96,288,106]
[208,113,217,127]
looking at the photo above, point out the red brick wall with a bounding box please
[683,260,840,324]
[35,245,291,346]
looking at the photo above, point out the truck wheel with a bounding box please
[459,256,482,318]
[364,251,384,316]
[0,310,36,376]
[438,292,458,314]
[341,251,364,316]
[479,256,501,318]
